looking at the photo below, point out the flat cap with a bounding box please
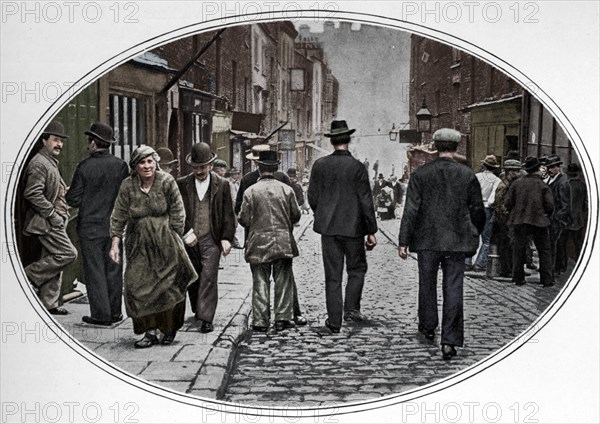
[432,128,461,143]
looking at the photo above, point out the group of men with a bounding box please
[372,173,404,220]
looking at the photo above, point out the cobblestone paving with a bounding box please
[223,218,564,406]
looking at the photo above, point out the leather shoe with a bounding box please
[200,321,214,333]
[293,315,308,326]
[231,237,244,249]
[161,332,176,345]
[48,307,69,315]
[514,280,526,286]
[111,314,124,323]
[542,281,555,288]
[274,320,295,331]
[134,333,159,349]
[252,325,269,332]
[526,263,538,270]
[441,344,457,360]
[325,319,341,334]
[343,310,366,322]
[82,316,112,326]
[418,325,435,341]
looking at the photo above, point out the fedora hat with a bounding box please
[324,120,355,137]
[523,156,541,172]
[481,155,499,169]
[246,144,271,160]
[255,150,280,166]
[432,128,461,143]
[43,121,69,139]
[545,154,563,168]
[85,122,115,144]
[503,159,522,170]
[186,142,216,167]
[156,147,177,166]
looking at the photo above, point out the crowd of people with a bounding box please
[20,119,587,360]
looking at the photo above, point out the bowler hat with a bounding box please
[378,173,384,179]
[324,120,355,137]
[481,155,499,169]
[432,128,461,143]
[287,167,297,177]
[246,144,271,160]
[156,147,177,166]
[566,163,581,175]
[85,122,115,144]
[186,142,216,167]
[256,150,280,166]
[545,154,563,168]
[43,121,69,139]
[503,159,522,170]
[523,156,541,172]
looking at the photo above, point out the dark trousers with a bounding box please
[512,224,554,285]
[549,222,565,273]
[417,251,465,347]
[80,237,123,321]
[321,235,367,328]
[186,234,221,322]
[495,224,513,276]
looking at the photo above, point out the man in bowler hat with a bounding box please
[398,128,485,360]
[176,142,236,333]
[156,147,178,176]
[66,122,129,325]
[308,120,378,333]
[22,121,78,314]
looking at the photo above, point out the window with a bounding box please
[109,93,145,164]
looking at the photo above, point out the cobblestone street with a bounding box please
[223,217,564,406]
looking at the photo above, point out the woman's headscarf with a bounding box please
[129,145,161,172]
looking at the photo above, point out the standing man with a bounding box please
[398,128,485,360]
[468,155,501,272]
[308,120,378,334]
[213,159,228,178]
[235,144,307,326]
[156,147,178,176]
[559,163,588,264]
[505,156,554,287]
[66,122,129,325]
[239,151,301,332]
[177,142,236,333]
[23,121,78,315]
[286,168,304,225]
[544,154,571,276]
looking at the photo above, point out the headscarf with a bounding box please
[129,145,161,173]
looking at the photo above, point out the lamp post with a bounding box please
[416,97,432,140]
[388,123,398,141]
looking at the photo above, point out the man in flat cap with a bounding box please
[398,128,485,360]
[505,156,554,287]
[66,122,129,325]
[22,121,78,315]
[308,120,378,334]
[177,142,236,333]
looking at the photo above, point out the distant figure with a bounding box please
[156,147,178,176]
[308,120,377,334]
[66,122,129,326]
[239,151,301,332]
[372,160,379,180]
[559,163,588,264]
[23,121,78,315]
[398,128,485,361]
[286,167,305,209]
[212,159,228,178]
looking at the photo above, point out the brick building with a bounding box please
[408,34,577,172]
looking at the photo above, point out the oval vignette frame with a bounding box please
[4,8,598,418]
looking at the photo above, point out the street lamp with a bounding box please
[388,123,398,141]
[416,97,432,134]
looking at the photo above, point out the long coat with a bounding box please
[568,176,588,230]
[22,150,65,236]
[177,172,236,249]
[110,171,198,318]
[548,173,571,228]
[398,157,485,254]
[308,150,377,237]
[505,173,554,227]
[65,150,129,240]
[238,176,301,264]
[234,169,290,214]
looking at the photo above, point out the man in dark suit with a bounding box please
[66,122,129,326]
[308,120,378,333]
[398,128,485,360]
[544,154,571,275]
[177,142,236,333]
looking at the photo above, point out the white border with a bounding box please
[1,1,598,423]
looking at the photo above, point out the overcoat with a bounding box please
[238,177,301,264]
[234,170,290,214]
[505,173,554,227]
[568,176,588,231]
[547,173,571,227]
[308,150,377,237]
[177,172,236,249]
[398,157,485,254]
